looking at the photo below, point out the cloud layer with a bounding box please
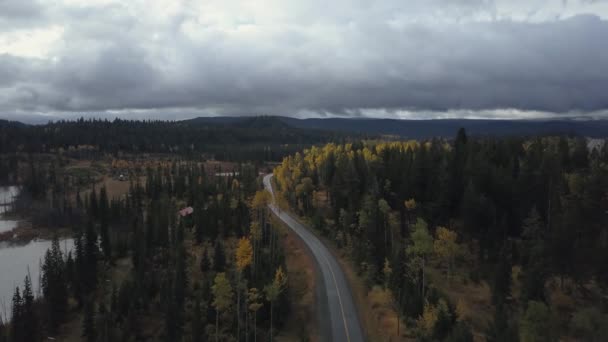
[1,0,608,121]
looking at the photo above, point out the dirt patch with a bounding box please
[101,177,132,200]
[275,219,319,342]
[203,160,238,175]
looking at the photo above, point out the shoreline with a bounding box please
[0,219,72,245]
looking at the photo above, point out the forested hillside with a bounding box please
[1,158,292,341]
[273,130,608,341]
[0,117,362,162]
[280,117,608,139]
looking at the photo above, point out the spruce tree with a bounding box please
[213,239,226,272]
[42,237,68,333]
[99,186,112,261]
[22,275,38,342]
[200,248,210,273]
[84,220,99,293]
[192,298,204,342]
[89,186,98,219]
[82,302,96,342]
[11,287,22,342]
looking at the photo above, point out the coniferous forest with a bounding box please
[0,120,607,341]
[0,117,360,162]
[1,155,290,341]
[273,129,608,341]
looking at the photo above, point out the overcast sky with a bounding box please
[1,0,608,123]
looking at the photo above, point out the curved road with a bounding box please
[264,174,365,342]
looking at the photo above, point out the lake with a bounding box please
[0,186,19,207]
[0,186,74,321]
[0,238,74,321]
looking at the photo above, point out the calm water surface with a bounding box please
[0,239,74,320]
[0,186,74,321]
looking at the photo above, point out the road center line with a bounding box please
[317,245,352,342]
[266,174,352,342]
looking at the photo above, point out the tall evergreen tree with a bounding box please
[82,302,96,342]
[213,239,226,272]
[21,275,39,342]
[10,287,22,342]
[42,236,68,334]
[84,220,99,292]
[99,186,112,261]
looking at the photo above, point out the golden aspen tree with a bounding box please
[235,237,253,341]
[434,226,459,284]
[265,267,288,341]
[406,218,433,304]
[212,273,233,342]
[248,288,263,342]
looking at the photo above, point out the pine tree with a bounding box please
[235,237,253,340]
[84,220,99,293]
[213,239,226,272]
[11,287,22,342]
[99,186,112,261]
[42,236,68,333]
[521,208,547,303]
[492,245,512,307]
[21,275,38,342]
[73,230,85,306]
[89,186,98,219]
[191,298,204,342]
[82,302,96,342]
[97,302,109,342]
[200,248,210,273]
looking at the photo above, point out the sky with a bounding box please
[1,0,608,123]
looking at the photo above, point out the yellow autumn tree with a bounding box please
[265,266,288,340]
[236,237,253,272]
[212,273,233,342]
[416,299,450,339]
[235,237,253,340]
[248,288,263,342]
[404,198,417,211]
[249,222,262,276]
[251,190,271,225]
[434,226,459,283]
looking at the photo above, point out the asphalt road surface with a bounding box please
[263,174,365,342]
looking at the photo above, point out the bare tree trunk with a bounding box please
[216,311,219,342]
[237,275,241,342]
[270,301,274,342]
[397,287,401,337]
[421,258,426,304]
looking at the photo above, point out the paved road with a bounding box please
[263,174,365,342]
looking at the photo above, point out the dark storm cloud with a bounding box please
[1,0,608,121]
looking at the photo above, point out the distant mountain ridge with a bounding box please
[4,115,608,139]
[183,116,608,139]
